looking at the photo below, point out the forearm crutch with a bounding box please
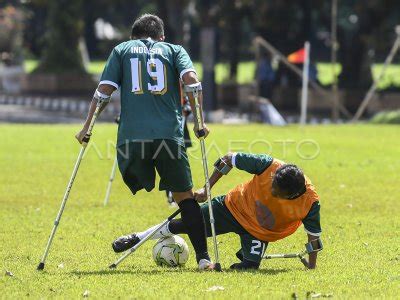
[188,83,222,272]
[103,115,120,206]
[103,157,118,206]
[264,238,323,268]
[109,209,181,269]
[37,100,104,271]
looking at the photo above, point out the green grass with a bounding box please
[1,124,400,298]
[24,59,400,88]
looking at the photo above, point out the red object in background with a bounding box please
[288,48,305,64]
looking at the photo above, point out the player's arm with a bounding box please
[231,152,273,174]
[194,152,232,202]
[194,152,272,202]
[182,71,209,139]
[174,45,208,139]
[212,151,273,183]
[76,47,121,144]
[302,201,322,269]
[75,84,115,144]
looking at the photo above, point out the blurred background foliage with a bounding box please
[1,0,400,88]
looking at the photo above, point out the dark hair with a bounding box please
[274,164,306,199]
[131,14,164,40]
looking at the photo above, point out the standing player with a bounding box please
[113,152,322,270]
[75,14,214,270]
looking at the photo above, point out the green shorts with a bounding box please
[201,196,268,264]
[117,139,193,195]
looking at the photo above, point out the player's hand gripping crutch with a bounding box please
[37,99,105,271]
[190,84,222,272]
[109,209,182,269]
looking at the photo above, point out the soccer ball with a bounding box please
[152,235,189,267]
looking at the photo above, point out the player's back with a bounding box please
[100,39,195,147]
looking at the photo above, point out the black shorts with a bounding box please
[117,139,193,195]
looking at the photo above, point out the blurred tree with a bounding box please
[156,0,188,45]
[0,4,24,64]
[335,0,400,88]
[217,0,249,81]
[196,0,218,110]
[336,1,374,88]
[36,0,85,73]
[19,0,400,90]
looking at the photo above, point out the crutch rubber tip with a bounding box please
[37,262,45,270]
[214,263,222,272]
[300,258,309,268]
[109,263,117,269]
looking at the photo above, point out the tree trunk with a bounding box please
[337,5,373,88]
[227,7,241,81]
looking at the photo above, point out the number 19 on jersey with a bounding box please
[130,58,167,95]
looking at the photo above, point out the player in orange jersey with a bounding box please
[113,152,322,270]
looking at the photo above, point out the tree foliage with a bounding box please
[24,0,400,87]
[36,0,86,74]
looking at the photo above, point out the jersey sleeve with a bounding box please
[302,201,322,236]
[174,46,196,80]
[99,48,122,89]
[232,152,273,175]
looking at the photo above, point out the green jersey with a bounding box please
[100,39,196,147]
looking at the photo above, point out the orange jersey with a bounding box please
[225,159,319,242]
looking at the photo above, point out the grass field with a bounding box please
[1,124,399,298]
[24,59,400,89]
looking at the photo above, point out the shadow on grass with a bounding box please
[227,268,289,275]
[70,268,199,276]
[69,267,289,277]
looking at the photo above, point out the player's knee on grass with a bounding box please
[239,235,268,265]
[232,248,262,270]
[230,260,260,270]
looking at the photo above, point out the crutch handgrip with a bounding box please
[82,133,91,144]
[197,129,206,137]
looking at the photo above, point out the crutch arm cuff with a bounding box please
[213,157,232,175]
[305,238,323,253]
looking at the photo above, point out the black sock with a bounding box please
[178,198,210,263]
[168,219,187,234]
